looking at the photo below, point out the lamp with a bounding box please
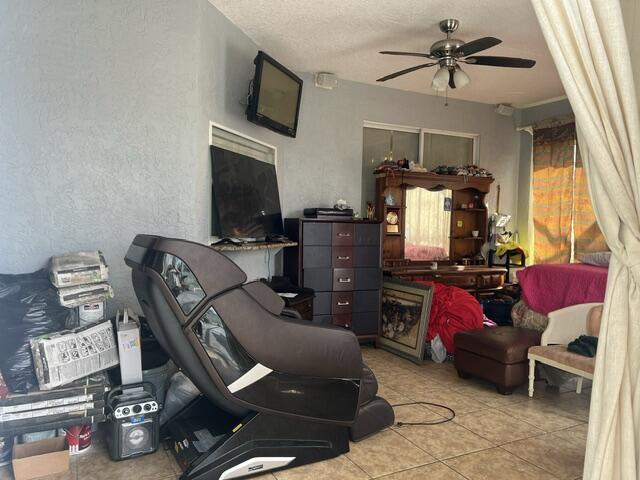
[431,67,450,91]
[453,67,470,88]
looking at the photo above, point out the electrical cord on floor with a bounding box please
[390,401,456,426]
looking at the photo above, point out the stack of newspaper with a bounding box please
[49,252,113,323]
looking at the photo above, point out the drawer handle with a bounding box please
[338,277,352,283]
[337,233,352,237]
[337,255,351,260]
[434,274,441,278]
[337,301,350,306]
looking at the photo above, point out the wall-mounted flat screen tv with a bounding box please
[246,51,303,138]
[210,146,284,240]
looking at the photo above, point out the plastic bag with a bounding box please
[0,270,76,393]
[160,371,200,425]
[430,335,447,363]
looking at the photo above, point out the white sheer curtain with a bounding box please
[405,188,451,260]
[531,1,640,479]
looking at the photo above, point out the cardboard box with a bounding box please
[12,437,69,480]
[31,321,119,390]
[116,309,143,385]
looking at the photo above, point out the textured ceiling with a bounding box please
[209,0,564,106]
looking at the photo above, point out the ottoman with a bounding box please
[454,327,542,394]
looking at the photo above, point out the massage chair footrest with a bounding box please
[349,396,395,442]
[163,396,350,480]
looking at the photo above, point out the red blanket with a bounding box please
[516,264,608,315]
[416,282,484,353]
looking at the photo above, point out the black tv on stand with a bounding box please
[210,146,285,243]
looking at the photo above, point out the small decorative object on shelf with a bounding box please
[366,201,375,220]
[373,159,399,174]
[384,194,396,206]
[431,164,493,177]
[385,210,400,234]
[334,198,351,210]
[396,158,410,170]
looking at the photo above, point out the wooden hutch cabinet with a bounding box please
[374,171,506,296]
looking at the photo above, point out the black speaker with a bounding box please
[106,383,160,461]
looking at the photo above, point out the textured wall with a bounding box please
[284,78,520,220]
[0,0,201,309]
[0,0,522,310]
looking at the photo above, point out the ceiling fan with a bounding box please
[377,19,536,91]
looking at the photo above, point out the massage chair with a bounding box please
[125,235,394,480]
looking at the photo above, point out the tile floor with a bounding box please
[0,346,590,480]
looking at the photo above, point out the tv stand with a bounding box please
[210,240,298,252]
[210,237,245,246]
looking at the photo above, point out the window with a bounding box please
[361,125,420,214]
[361,122,478,215]
[531,123,607,263]
[422,132,475,171]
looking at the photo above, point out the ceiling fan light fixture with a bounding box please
[431,67,450,91]
[453,67,470,89]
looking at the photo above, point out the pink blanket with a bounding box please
[517,264,608,315]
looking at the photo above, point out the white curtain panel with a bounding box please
[531,1,640,479]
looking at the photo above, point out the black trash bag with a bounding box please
[0,269,76,393]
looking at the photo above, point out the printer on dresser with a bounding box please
[284,218,382,341]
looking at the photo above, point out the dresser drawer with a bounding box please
[332,314,352,329]
[333,268,355,291]
[354,223,380,246]
[313,291,332,315]
[353,290,380,313]
[332,246,353,268]
[354,268,382,290]
[303,268,333,291]
[303,222,332,245]
[477,273,504,289]
[303,246,331,268]
[332,223,354,246]
[352,311,379,336]
[353,246,381,268]
[331,292,353,315]
[426,273,477,288]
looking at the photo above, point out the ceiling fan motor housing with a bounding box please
[430,38,465,58]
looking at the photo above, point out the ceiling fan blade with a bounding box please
[449,69,456,89]
[376,62,436,82]
[465,56,536,68]
[454,37,501,57]
[380,50,433,58]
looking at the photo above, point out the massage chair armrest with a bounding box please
[281,307,303,320]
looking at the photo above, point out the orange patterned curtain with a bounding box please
[573,147,608,257]
[532,123,576,263]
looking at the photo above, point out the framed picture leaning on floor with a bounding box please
[378,278,433,363]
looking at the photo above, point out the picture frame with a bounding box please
[378,278,433,363]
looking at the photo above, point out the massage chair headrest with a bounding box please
[125,234,247,299]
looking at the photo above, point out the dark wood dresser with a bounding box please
[284,218,382,341]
